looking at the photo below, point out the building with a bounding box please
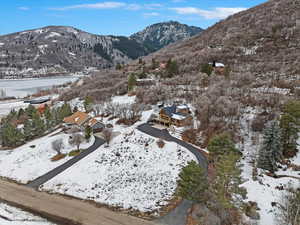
[155,105,192,127]
[63,111,104,133]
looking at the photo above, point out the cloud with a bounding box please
[18,7,30,11]
[143,12,160,17]
[171,7,247,19]
[145,3,163,10]
[49,2,126,11]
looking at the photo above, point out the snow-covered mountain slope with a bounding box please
[0,22,202,78]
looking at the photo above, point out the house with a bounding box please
[63,111,90,128]
[210,61,225,75]
[155,105,192,127]
[87,118,105,133]
[63,111,104,133]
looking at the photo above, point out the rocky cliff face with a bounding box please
[145,0,299,77]
[0,22,202,78]
[130,21,203,53]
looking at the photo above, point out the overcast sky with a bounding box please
[0,0,267,36]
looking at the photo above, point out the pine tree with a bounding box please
[84,96,94,112]
[280,100,300,157]
[23,119,34,141]
[1,122,24,147]
[25,105,37,118]
[85,125,92,141]
[128,73,137,92]
[32,113,45,137]
[207,133,238,162]
[165,58,179,78]
[177,161,209,203]
[213,152,246,209]
[257,121,283,172]
[201,63,213,76]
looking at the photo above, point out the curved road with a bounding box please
[137,123,208,225]
[27,136,105,188]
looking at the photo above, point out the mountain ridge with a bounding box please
[0,22,202,78]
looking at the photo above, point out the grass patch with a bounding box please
[68,150,82,157]
[51,154,66,161]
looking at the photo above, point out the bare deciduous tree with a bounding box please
[52,138,64,154]
[102,128,112,146]
[69,133,84,150]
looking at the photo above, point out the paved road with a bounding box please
[137,123,208,225]
[0,179,156,225]
[27,136,105,189]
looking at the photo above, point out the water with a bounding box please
[0,76,79,98]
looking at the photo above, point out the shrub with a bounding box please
[157,139,165,148]
[30,145,36,148]
[51,154,66,161]
[68,150,81,157]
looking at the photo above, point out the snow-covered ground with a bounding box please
[0,203,55,225]
[0,76,78,98]
[240,107,300,225]
[0,100,29,117]
[0,130,94,184]
[41,130,196,212]
[112,95,136,105]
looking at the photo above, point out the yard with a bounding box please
[41,130,196,213]
[0,129,94,184]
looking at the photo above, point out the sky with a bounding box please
[0,0,267,36]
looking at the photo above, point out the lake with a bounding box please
[0,76,79,98]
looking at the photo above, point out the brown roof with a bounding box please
[87,118,98,127]
[63,111,90,126]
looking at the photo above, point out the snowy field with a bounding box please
[41,130,196,212]
[0,203,55,225]
[240,108,300,225]
[0,76,78,98]
[0,130,94,184]
[0,100,29,117]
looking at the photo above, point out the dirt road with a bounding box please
[0,179,156,225]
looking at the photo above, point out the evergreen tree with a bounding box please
[151,58,159,70]
[85,125,92,141]
[257,121,283,172]
[25,105,37,118]
[115,63,122,70]
[280,100,300,157]
[165,58,179,78]
[84,96,94,112]
[201,63,213,76]
[58,103,72,121]
[32,113,45,137]
[1,122,24,147]
[213,152,246,209]
[177,161,209,203]
[17,108,25,120]
[23,119,34,141]
[207,133,238,162]
[44,105,54,129]
[128,73,137,92]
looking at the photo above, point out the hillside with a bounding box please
[0,22,202,78]
[131,21,202,53]
[144,0,299,76]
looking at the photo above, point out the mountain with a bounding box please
[0,22,202,78]
[130,21,203,53]
[143,0,299,76]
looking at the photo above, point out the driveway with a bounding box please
[26,136,105,189]
[137,123,208,225]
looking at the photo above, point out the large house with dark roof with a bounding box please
[157,104,192,127]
